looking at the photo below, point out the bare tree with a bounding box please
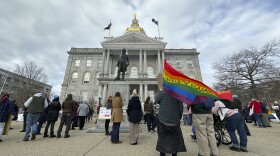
[15,61,48,83]
[213,40,280,101]
[11,61,49,105]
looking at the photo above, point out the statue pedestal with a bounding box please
[87,83,141,133]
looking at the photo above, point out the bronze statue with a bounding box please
[115,49,129,80]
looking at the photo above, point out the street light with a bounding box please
[98,95,102,106]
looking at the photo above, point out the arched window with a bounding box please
[83,72,90,84]
[95,72,100,84]
[130,66,138,78]
[147,66,154,78]
[71,72,78,84]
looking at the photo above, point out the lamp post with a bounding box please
[98,95,102,106]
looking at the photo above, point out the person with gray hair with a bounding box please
[77,101,89,130]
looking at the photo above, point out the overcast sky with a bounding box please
[1,0,280,96]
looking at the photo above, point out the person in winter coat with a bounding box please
[111,92,123,144]
[71,101,79,130]
[57,94,75,138]
[77,101,89,130]
[43,95,61,138]
[155,90,186,156]
[249,98,266,128]
[260,100,271,127]
[0,94,16,142]
[23,93,48,141]
[105,95,113,135]
[126,89,143,145]
[144,96,156,132]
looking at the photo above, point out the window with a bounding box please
[81,91,88,101]
[148,91,155,101]
[176,60,181,67]
[130,66,138,78]
[86,60,92,67]
[71,72,78,84]
[75,60,80,67]
[93,90,98,96]
[98,59,102,68]
[95,72,100,84]
[188,63,193,68]
[83,72,90,84]
[147,67,154,78]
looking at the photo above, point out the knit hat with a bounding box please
[132,89,137,96]
[54,95,59,99]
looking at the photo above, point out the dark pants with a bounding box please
[111,122,121,143]
[72,116,78,129]
[146,113,155,131]
[57,113,72,136]
[37,122,44,134]
[105,119,110,133]
[44,121,56,135]
[78,116,86,129]
[22,114,27,130]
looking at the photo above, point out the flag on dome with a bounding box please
[104,21,112,30]
[152,18,158,25]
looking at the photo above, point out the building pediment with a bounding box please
[101,32,166,47]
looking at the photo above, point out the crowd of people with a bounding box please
[1,90,280,156]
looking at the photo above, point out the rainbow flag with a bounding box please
[163,60,220,104]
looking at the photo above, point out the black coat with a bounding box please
[126,96,142,123]
[46,101,61,122]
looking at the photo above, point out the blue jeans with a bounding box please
[111,122,121,143]
[254,113,266,127]
[25,113,40,139]
[225,113,247,149]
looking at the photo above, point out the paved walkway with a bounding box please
[0,118,279,156]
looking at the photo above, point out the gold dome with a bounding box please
[124,14,146,34]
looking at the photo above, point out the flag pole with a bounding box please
[109,19,111,37]
[157,21,160,38]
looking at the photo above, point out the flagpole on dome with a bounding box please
[109,19,111,37]
[157,20,160,38]
[152,18,160,39]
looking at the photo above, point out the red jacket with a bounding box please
[249,100,262,113]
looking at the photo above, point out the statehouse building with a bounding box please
[60,16,202,105]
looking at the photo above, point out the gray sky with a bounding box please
[1,0,280,96]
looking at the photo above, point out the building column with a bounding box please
[98,85,102,97]
[144,50,147,76]
[139,50,142,75]
[101,50,106,76]
[102,84,107,104]
[105,49,110,76]
[109,57,112,77]
[157,50,161,74]
[144,84,148,101]
[139,84,143,102]
[161,50,165,69]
